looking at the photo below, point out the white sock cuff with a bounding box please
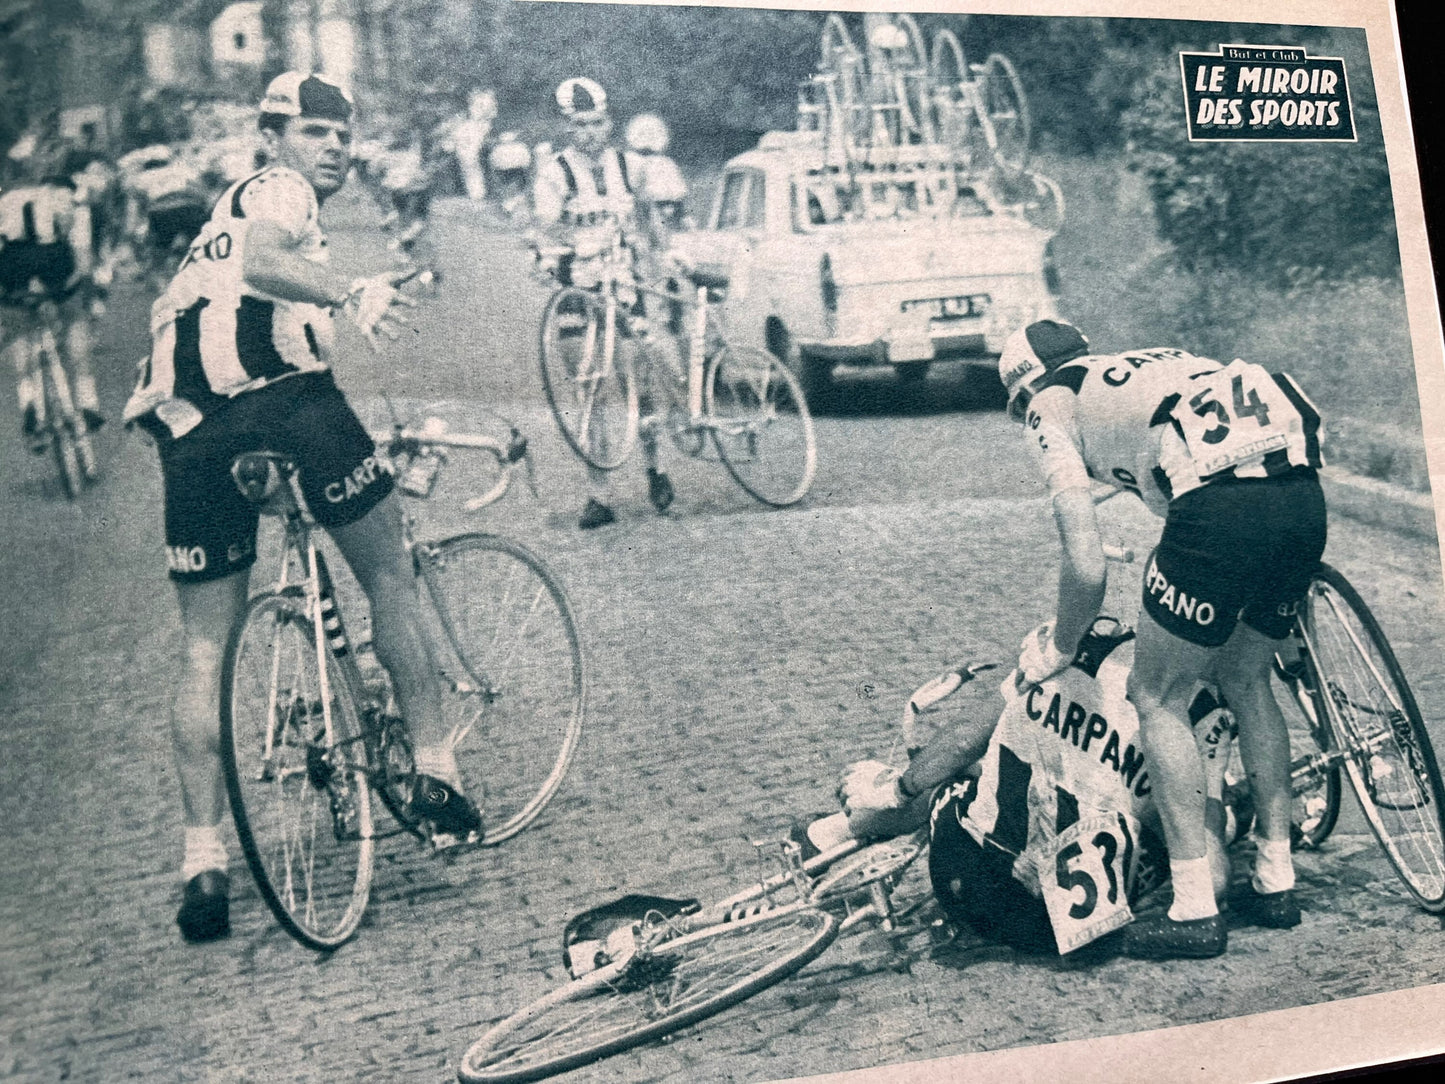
[1168,856,1220,921]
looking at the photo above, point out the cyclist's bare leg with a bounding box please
[1127,609,1221,918]
[324,492,448,759]
[7,331,44,434]
[63,310,102,421]
[171,570,250,834]
[1213,623,1296,891]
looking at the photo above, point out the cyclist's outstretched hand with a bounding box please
[344,269,418,349]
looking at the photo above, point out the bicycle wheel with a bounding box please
[705,346,817,507]
[1300,563,1445,910]
[457,908,838,1083]
[417,534,585,845]
[980,54,1031,173]
[538,287,638,470]
[220,591,375,948]
[929,29,968,150]
[48,425,84,500]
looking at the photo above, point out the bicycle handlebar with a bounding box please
[371,420,532,512]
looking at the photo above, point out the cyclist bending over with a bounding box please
[0,150,103,446]
[998,320,1326,959]
[123,72,481,945]
[531,78,674,529]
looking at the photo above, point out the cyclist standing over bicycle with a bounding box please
[123,72,482,944]
[531,78,675,529]
[998,319,1327,958]
[0,144,104,446]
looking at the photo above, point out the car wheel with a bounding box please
[897,362,930,384]
[799,351,834,411]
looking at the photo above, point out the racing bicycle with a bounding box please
[457,826,926,1082]
[218,412,586,949]
[536,235,817,507]
[1097,531,1445,910]
[10,285,99,499]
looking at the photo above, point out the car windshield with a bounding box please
[714,169,766,230]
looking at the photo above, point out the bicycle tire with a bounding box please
[49,426,83,500]
[220,590,375,948]
[417,533,585,845]
[1300,563,1445,910]
[981,53,1031,173]
[457,907,838,1083]
[929,30,968,151]
[705,346,817,507]
[538,287,638,470]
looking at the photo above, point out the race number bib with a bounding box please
[1171,360,1301,477]
[1034,812,1138,954]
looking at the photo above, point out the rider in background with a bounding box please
[0,144,103,446]
[532,78,674,529]
[123,72,479,944]
[488,132,533,223]
[998,320,1327,959]
[449,89,498,203]
[623,113,688,237]
[117,140,211,289]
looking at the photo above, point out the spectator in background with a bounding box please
[623,113,688,236]
[451,89,498,203]
[488,132,532,222]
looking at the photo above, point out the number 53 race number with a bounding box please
[1034,812,1139,953]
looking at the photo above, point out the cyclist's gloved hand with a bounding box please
[343,271,417,349]
[1013,621,1071,691]
[839,760,905,812]
[839,760,912,840]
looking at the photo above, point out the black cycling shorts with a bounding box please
[0,241,75,303]
[1144,468,1327,647]
[157,372,394,583]
[927,778,1059,954]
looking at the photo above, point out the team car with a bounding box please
[666,14,1064,400]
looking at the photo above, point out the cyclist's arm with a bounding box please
[242,220,351,306]
[68,202,94,276]
[1027,387,1107,655]
[531,159,570,240]
[898,706,996,805]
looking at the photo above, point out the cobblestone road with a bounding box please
[4,201,1445,1083]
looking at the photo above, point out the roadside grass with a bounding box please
[1046,152,1428,490]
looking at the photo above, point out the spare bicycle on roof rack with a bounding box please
[668,12,1065,405]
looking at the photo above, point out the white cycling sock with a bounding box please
[1252,835,1296,894]
[182,825,228,882]
[1167,856,1219,921]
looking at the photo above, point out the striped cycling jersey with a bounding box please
[124,166,333,438]
[1025,349,1324,515]
[0,184,77,245]
[532,145,638,228]
[940,634,1155,898]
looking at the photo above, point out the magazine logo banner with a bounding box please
[1180,45,1355,142]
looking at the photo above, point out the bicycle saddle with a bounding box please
[231,451,296,513]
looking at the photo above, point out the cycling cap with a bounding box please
[556,77,608,118]
[624,113,670,154]
[999,319,1089,421]
[259,72,354,123]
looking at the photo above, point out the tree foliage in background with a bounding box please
[1113,27,1396,282]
